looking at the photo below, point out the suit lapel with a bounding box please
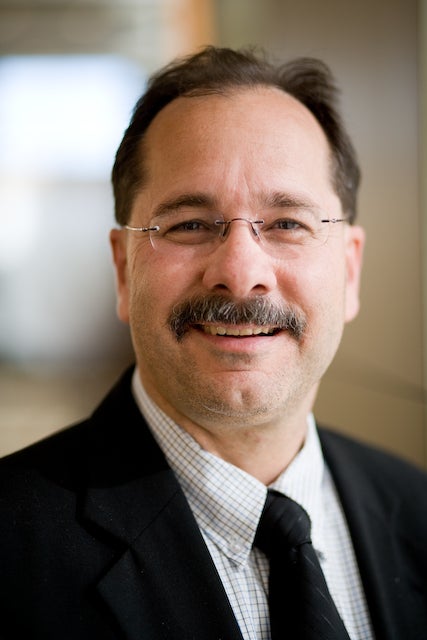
[95,488,244,640]
[320,429,424,640]
[80,369,244,640]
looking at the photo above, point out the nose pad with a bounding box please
[202,218,277,298]
[216,217,264,241]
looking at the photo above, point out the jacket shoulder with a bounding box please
[0,367,137,487]
[319,426,427,484]
[319,426,427,537]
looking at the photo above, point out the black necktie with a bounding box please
[254,489,351,640]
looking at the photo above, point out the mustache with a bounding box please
[168,294,307,341]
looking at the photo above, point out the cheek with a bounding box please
[127,251,203,328]
[276,257,330,305]
[284,253,347,326]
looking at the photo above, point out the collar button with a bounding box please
[228,536,243,555]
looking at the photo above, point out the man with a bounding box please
[1,46,426,640]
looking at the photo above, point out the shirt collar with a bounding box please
[270,414,326,556]
[132,368,326,564]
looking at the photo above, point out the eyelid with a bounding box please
[151,195,217,220]
[154,208,217,221]
[263,208,318,222]
[154,207,322,231]
[169,218,216,228]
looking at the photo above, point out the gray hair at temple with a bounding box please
[112,46,361,226]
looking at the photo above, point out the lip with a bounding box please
[199,324,279,337]
[189,323,285,353]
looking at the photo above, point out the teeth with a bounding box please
[202,325,276,336]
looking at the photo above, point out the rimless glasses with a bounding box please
[124,208,347,259]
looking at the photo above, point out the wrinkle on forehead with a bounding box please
[132,86,340,221]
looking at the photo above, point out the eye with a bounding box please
[267,217,312,234]
[160,215,218,245]
[272,218,305,231]
[166,219,213,234]
[262,213,317,246]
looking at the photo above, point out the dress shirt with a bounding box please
[132,369,374,640]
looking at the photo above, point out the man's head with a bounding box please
[112,46,360,228]
[110,46,365,447]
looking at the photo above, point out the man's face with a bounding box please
[111,87,364,436]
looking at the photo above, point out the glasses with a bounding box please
[124,208,347,259]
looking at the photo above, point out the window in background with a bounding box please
[0,54,144,365]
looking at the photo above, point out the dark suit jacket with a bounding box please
[1,367,426,639]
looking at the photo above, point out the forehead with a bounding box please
[137,86,337,212]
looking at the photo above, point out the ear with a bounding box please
[344,224,365,323]
[110,228,130,323]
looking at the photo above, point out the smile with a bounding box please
[200,325,279,337]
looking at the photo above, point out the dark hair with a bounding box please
[112,46,360,225]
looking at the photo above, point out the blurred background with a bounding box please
[0,0,426,469]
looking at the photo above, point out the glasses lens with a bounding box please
[136,208,341,258]
[149,210,220,250]
[255,209,329,257]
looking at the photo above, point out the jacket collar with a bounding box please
[80,367,244,640]
[319,428,424,640]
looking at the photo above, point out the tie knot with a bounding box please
[254,489,312,558]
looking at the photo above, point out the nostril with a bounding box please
[202,232,278,298]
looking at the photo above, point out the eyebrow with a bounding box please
[152,193,217,219]
[150,190,317,219]
[263,192,317,210]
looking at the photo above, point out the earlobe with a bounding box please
[109,228,130,323]
[344,225,365,323]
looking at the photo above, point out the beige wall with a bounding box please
[422,0,427,470]
[216,0,426,468]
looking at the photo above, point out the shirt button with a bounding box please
[228,536,243,555]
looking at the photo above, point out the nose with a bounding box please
[216,217,263,239]
[202,218,278,298]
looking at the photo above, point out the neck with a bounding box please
[179,412,310,485]
[135,369,317,485]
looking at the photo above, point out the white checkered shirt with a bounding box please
[132,370,374,640]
